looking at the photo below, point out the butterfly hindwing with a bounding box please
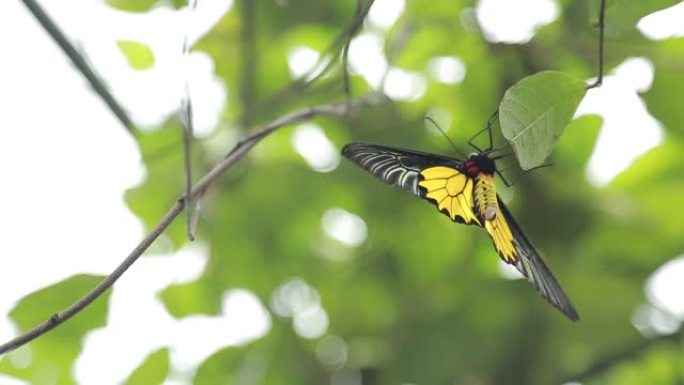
[418,166,481,225]
[490,199,580,321]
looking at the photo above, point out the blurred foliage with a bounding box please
[123,348,169,385]
[105,0,187,12]
[2,0,684,384]
[0,275,109,385]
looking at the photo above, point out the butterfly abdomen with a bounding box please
[474,174,498,221]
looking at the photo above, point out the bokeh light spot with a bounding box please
[321,208,368,247]
[383,68,427,101]
[292,123,340,173]
[428,56,466,84]
[368,0,405,30]
[476,0,558,43]
[287,45,321,79]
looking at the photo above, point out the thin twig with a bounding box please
[587,0,606,90]
[0,93,387,356]
[21,0,136,132]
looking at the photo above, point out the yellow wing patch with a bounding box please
[418,166,480,225]
[420,166,518,263]
[484,212,517,263]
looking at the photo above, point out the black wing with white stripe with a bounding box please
[341,143,462,197]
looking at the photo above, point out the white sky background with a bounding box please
[0,0,683,384]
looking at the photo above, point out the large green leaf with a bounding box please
[0,275,110,385]
[499,71,587,170]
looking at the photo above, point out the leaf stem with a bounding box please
[587,0,606,90]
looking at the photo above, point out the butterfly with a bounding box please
[341,121,579,321]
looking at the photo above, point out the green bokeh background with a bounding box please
[2,0,684,384]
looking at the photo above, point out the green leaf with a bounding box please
[117,40,155,70]
[499,71,587,170]
[0,275,110,385]
[123,348,169,385]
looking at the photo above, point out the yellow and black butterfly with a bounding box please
[341,122,579,321]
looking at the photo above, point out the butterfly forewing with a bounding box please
[341,143,460,197]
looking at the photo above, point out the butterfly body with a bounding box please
[342,142,579,321]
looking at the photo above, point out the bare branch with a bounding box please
[21,0,136,133]
[0,93,387,356]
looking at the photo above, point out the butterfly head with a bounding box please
[465,153,497,176]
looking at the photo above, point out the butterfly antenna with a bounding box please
[424,116,468,158]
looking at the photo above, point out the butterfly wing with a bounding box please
[486,198,580,321]
[418,166,481,225]
[341,143,459,197]
[342,143,480,225]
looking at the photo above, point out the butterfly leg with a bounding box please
[468,110,499,152]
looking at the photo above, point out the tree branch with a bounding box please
[0,93,387,356]
[21,0,136,133]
